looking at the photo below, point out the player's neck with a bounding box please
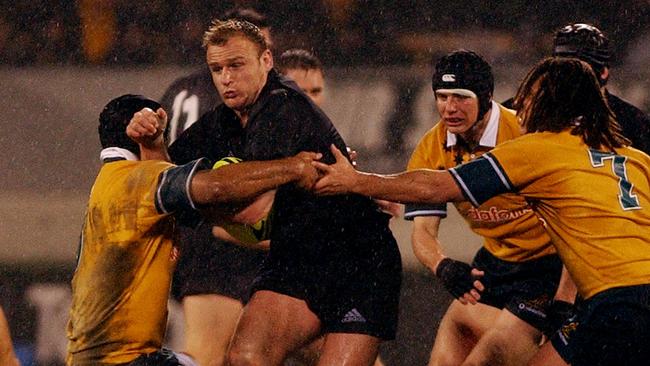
[139,144,170,162]
[235,109,250,128]
[459,108,492,149]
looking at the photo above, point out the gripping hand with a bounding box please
[436,258,479,299]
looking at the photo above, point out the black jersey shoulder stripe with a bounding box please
[483,152,514,190]
[449,154,513,207]
[449,168,480,206]
[155,158,209,214]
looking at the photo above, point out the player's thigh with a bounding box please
[182,294,243,363]
[462,308,542,366]
[229,290,321,363]
[430,300,499,366]
[317,333,380,366]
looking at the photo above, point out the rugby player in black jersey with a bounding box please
[159,9,275,366]
[132,19,401,366]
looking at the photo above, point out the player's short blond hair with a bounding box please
[202,19,268,56]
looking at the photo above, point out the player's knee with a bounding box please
[461,333,512,366]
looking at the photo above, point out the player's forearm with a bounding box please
[351,170,463,204]
[191,157,304,204]
[412,219,447,274]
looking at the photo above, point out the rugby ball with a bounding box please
[213,157,274,245]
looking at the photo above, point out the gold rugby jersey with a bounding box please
[406,102,554,261]
[451,130,650,299]
[66,158,205,366]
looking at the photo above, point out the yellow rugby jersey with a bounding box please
[66,158,206,366]
[451,130,650,299]
[406,102,554,261]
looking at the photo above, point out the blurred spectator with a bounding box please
[78,0,117,64]
[36,5,80,64]
[0,0,648,68]
[107,1,172,63]
[1,1,79,64]
[166,0,235,64]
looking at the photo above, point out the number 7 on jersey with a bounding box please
[589,149,641,210]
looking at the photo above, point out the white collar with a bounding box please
[446,100,500,148]
[100,147,139,162]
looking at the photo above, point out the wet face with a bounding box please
[435,91,480,135]
[206,35,273,113]
[284,68,325,107]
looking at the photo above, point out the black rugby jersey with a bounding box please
[169,69,394,266]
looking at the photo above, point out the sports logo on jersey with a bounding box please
[442,74,456,82]
[341,308,367,323]
[517,296,549,319]
[557,319,579,345]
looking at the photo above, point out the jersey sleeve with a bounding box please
[404,129,447,220]
[155,158,210,214]
[449,152,515,207]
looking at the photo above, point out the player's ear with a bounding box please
[261,49,273,71]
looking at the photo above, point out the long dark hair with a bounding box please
[513,57,628,151]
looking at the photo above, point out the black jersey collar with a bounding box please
[245,69,292,124]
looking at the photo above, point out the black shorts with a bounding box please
[123,348,193,366]
[550,284,650,366]
[171,222,267,303]
[250,227,402,340]
[471,247,563,331]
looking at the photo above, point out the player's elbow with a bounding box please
[401,171,456,205]
[417,172,463,204]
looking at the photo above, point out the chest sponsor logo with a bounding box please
[467,206,533,222]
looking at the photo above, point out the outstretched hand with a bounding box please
[312,144,359,195]
[127,107,168,148]
[292,151,323,190]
